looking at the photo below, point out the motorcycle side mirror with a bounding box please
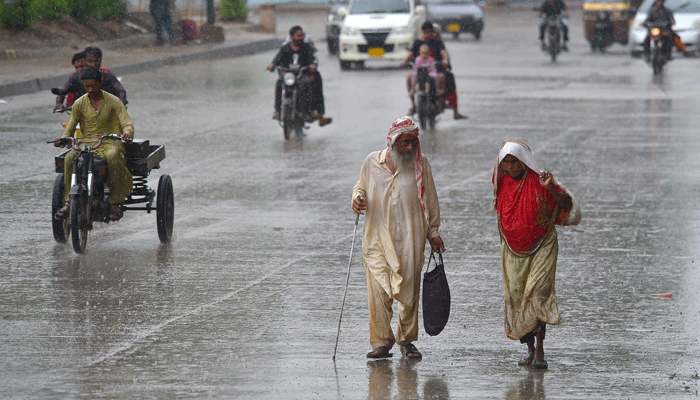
[51,87,67,96]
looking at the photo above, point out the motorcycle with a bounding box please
[591,11,614,52]
[274,66,312,140]
[646,21,673,75]
[543,15,563,62]
[50,134,173,254]
[413,65,442,131]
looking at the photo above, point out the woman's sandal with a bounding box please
[400,343,422,359]
[531,357,548,369]
[54,202,70,220]
[518,355,534,366]
[366,346,393,359]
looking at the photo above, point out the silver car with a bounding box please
[629,0,700,57]
[424,0,484,40]
[326,0,350,55]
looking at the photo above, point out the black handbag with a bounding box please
[422,251,450,336]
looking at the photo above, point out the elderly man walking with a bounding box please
[351,116,445,360]
[493,139,580,369]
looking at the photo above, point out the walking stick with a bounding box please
[332,211,360,361]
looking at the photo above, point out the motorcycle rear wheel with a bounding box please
[52,173,70,243]
[70,194,89,254]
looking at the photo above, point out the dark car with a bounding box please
[325,0,349,55]
[425,0,484,40]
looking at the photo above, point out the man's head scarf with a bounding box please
[386,116,428,222]
[493,139,541,210]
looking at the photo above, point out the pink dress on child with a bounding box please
[411,55,438,88]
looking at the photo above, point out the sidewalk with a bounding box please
[0,25,280,99]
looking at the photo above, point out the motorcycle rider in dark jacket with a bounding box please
[266,26,332,127]
[643,0,688,60]
[539,0,570,51]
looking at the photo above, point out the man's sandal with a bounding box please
[54,202,70,220]
[400,343,422,359]
[366,346,393,359]
[109,204,124,221]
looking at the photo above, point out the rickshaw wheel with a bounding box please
[157,174,174,243]
[52,174,70,243]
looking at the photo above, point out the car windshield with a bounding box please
[424,0,476,4]
[350,0,411,14]
[638,0,700,13]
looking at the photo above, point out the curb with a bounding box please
[0,37,281,99]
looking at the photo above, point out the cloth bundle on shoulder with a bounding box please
[422,251,450,336]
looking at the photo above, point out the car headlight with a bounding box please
[391,26,411,36]
[342,26,360,36]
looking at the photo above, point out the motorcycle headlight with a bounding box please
[342,26,360,36]
[391,26,411,36]
[283,72,296,86]
[651,27,661,36]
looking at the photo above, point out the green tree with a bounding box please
[220,0,248,22]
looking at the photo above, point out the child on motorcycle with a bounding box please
[408,45,443,109]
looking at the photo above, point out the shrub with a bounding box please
[70,0,126,23]
[220,0,248,22]
[0,0,126,29]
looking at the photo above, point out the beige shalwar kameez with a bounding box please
[61,90,134,204]
[352,149,440,349]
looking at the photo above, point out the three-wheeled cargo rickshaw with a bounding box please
[51,136,173,254]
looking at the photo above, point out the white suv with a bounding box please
[338,0,427,69]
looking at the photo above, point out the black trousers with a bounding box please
[539,20,569,42]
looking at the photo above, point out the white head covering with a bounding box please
[497,140,540,173]
[386,116,428,222]
[493,139,541,210]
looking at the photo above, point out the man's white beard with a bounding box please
[390,146,416,171]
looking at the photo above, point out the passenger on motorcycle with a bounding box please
[54,67,135,222]
[643,0,688,60]
[401,22,467,120]
[65,51,87,107]
[538,0,570,51]
[410,45,442,98]
[54,47,127,112]
[266,26,332,127]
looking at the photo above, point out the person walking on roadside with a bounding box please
[150,0,177,46]
[493,139,580,369]
[352,116,445,360]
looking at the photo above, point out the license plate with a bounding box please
[367,47,385,57]
[446,24,460,33]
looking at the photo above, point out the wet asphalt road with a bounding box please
[1,7,700,399]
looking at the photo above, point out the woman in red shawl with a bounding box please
[493,139,581,369]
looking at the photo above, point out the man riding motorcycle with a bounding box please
[643,0,688,60]
[54,67,134,222]
[400,22,467,120]
[266,25,332,127]
[539,0,570,51]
